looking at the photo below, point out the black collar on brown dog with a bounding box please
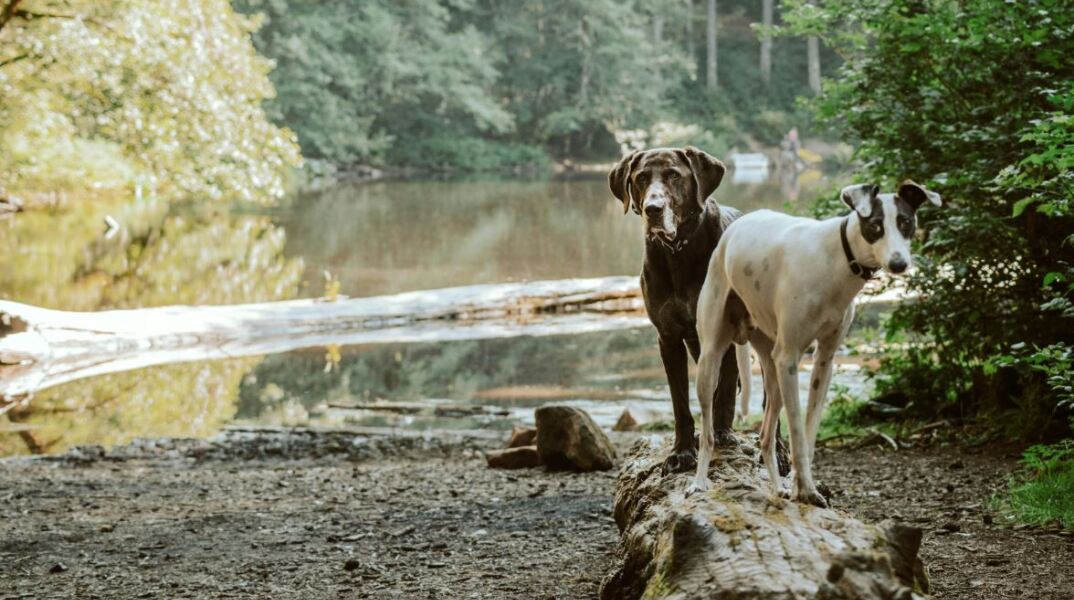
[840,217,876,280]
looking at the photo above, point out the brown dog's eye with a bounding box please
[666,171,680,182]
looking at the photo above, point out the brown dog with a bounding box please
[609,147,745,474]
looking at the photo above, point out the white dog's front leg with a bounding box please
[774,347,826,508]
[804,340,839,464]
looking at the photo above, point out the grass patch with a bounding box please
[999,441,1074,530]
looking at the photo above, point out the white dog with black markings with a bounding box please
[687,181,941,506]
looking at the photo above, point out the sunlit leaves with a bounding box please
[0,0,300,203]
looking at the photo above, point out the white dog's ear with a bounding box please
[897,180,942,210]
[608,151,644,215]
[841,183,880,216]
[682,146,726,209]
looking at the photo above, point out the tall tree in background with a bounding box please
[760,0,773,85]
[807,35,821,93]
[706,0,718,89]
[805,1,821,93]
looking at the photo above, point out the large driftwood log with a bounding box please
[0,276,646,409]
[600,435,928,600]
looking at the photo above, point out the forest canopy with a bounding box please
[235,0,836,171]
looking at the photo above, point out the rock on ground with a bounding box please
[535,405,616,472]
[485,445,541,469]
[600,435,927,600]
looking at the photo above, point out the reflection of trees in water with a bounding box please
[0,203,302,455]
[238,328,665,420]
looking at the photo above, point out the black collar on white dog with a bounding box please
[840,217,876,280]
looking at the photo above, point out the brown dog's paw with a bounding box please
[816,482,835,504]
[661,448,697,475]
[795,489,829,509]
[713,429,739,447]
[776,436,791,477]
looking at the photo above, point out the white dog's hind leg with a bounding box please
[735,343,751,425]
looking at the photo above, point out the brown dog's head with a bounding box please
[608,146,726,243]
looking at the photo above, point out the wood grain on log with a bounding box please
[600,435,928,599]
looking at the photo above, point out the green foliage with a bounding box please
[1000,440,1074,530]
[0,0,300,202]
[235,0,835,170]
[780,0,1074,435]
[816,383,867,441]
[388,136,552,172]
[234,0,513,167]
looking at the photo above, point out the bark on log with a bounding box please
[0,277,646,409]
[600,435,928,599]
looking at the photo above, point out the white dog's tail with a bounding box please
[735,343,751,422]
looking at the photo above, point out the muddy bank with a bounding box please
[1,428,619,599]
[3,428,1072,599]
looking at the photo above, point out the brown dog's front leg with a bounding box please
[659,336,696,475]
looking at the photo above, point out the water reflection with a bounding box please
[1,174,833,454]
[276,175,805,298]
[0,202,302,455]
[235,326,872,433]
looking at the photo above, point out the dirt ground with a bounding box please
[816,443,1074,600]
[2,429,1072,599]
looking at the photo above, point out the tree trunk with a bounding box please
[685,0,694,62]
[760,0,773,85]
[0,277,645,410]
[599,436,929,599]
[706,0,717,90]
[808,35,822,94]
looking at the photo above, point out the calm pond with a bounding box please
[0,172,868,455]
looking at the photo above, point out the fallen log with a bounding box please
[0,276,646,410]
[600,435,928,599]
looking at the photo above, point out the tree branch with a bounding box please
[0,0,24,34]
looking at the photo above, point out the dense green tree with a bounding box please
[235,0,513,166]
[0,0,300,202]
[235,0,835,168]
[780,0,1074,435]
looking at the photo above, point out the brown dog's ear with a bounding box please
[897,180,942,211]
[682,146,726,209]
[609,151,643,214]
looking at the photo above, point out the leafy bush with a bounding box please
[780,0,1074,437]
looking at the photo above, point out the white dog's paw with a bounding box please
[685,477,712,497]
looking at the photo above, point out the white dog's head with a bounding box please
[841,181,942,274]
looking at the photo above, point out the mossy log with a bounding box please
[600,435,928,600]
